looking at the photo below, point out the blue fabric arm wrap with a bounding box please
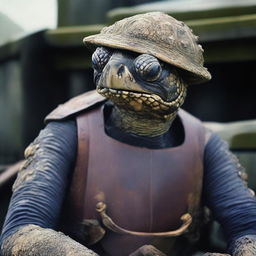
[0,120,77,245]
[203,134,256,250]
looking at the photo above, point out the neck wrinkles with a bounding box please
[110,105,177,137]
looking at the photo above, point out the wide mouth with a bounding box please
[97,86,186,111]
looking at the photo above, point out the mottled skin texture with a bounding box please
[1,225,97,256]
[231,236,256,256]
[1,47,256,255]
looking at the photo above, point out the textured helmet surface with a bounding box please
[83,12,211,84]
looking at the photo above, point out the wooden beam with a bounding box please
[0,160,24,188]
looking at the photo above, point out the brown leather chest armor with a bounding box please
[64,105,206,256]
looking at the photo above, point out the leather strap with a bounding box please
[45,90,106,123]
[68,113,90,221]
[96,202,192,237]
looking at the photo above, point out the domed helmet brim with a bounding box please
[83,34,211,85]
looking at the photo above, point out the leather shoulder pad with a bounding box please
[45,90,106,123]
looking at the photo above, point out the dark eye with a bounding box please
[92,47,112,71]
[134,54,162,81]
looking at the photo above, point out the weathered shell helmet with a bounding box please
[83,12,211,85]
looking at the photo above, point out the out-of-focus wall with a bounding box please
[0,60,23,164]
[58,0,156,26]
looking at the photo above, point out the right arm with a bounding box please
[0,120,97,256]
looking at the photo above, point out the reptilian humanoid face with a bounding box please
[92,47,187,119]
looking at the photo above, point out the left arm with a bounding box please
[203,133,256,255]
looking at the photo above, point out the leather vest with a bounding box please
[64,105,206,256]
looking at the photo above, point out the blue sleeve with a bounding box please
[0,120,77,244]
[203,133,256,250]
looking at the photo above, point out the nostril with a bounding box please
[117,65,125,77]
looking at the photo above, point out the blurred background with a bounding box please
[0,0,256,253]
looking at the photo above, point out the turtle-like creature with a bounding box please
[1,12,256,256]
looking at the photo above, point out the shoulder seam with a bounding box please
[44,90,106,123]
